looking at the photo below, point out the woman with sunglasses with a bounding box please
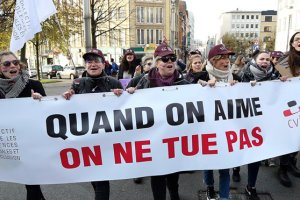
[200,44,240,200]
[127,42,189,200]
[0,51,46,200]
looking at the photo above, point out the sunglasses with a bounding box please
[1,60,20,67]
[161,55,177,63]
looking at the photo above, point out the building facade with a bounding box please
[275,0,300,52]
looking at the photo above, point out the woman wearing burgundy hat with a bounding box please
[200,44,240,200]
[127,42,189,200]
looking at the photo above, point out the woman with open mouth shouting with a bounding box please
[0,51,46,200]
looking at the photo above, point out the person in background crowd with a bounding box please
[238,50,287,200]
[118,49,141,79]
[200,44,240,200]
[270,51,284,67]
[127,42,190,200]
[185,54,208,83]
[62,48,123,200]
[126,55,153,89]
[104,60,112,76]
[0,51,46,200]
[176,49,202,73]
[275,31,300,188]
[231,55,246,77]
[110,58,119,78]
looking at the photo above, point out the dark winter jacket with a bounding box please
[136,69,190,89]
[185,71,210,83]
[118,59,141,79]
[240,61,280,82]
[0,79,46,99]
[72,74,123,94]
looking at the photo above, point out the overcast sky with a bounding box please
[185,0,278,42]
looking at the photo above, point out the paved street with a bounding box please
[0,80,300,200]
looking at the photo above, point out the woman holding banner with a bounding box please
[62,48,123,200]
[0,51,46,200]
[238,49,284,200]
[274,31,300,187]
[127,42,189,200]
[199,44,240,200]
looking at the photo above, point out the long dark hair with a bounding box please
[288,32,300,76]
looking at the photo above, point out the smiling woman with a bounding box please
[0,51,46,199]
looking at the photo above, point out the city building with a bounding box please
[275,0,300,52]
[260,10,277,51]
[219,9,261,42]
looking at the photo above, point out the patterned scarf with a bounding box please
[206,61,233,82]
[0,70,30,98]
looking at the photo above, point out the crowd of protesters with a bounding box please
[1,32,300,200]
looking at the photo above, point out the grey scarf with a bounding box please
[249,61,273,81]
[0,70,30,98]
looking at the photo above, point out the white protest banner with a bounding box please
[10,0,57,52]
[1,79,300,184]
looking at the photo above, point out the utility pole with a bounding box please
[83,0,92,51]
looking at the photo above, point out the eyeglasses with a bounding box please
[85,59,103,64]
[146,62,152,66]
[161,55,177,63]
[1,60,20,67]
[293,37,300,42]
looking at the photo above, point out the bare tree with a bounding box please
[90,0,134,48]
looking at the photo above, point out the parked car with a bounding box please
[56,66,85,79]
[28,68,37,78]
[41,65,63,79]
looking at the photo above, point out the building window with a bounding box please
[232,15,236,19]
[251,24,254,28]
[236,24,240,28]
[155,7,163,23]
[241,33,244,37]
[118,7,126,19]
[242,15,245,19]
[156,29,163,44]
[245,33,249,37]
[241,24,244,28]
[246,15,249,19]
[137,29,145,44]
[265,16,272,22]
[251,15,254,19]
[246,24,249,28]
[250,33,254,37]
[264,26,272,32]
[256,15,259,19]
[136,6,145,23]
[237,15,240,19]
[232,24,235,28]
[255,24,258,28]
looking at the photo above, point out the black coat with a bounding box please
[72,75,123,94]
[0,79,46,99]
